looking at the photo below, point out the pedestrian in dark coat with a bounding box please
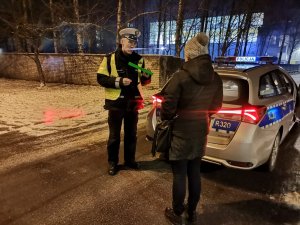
[162,32,223,224]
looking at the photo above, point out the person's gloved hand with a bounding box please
[122,78,132,86]
[142,68,152,78]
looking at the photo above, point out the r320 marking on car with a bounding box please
[212,119,240,132]
[214,120,232,129]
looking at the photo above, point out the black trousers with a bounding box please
[171,157,202,215]
[107,109,138,164]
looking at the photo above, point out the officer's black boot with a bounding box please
[108,162,118,176]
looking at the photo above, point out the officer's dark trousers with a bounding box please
[171,157,201,215]
[107,109,138,164]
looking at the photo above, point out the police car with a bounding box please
[146,56,300,171]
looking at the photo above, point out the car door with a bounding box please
[270,70,293,137]
[277,69,299,123]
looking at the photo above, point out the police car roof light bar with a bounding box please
[214,56,278,66]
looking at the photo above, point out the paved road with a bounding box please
[0,79,299,225]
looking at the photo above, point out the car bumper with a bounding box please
[205,123,279,169]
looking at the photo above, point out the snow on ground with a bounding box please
[0,78,154,136]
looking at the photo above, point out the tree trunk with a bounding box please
[22,0,32,52]
[50,0,59,53]
[287,45,294,64]
[234,14,246,56]
[212,13,217,59]
[217,14,224,56]
[116,0,123,47]
[278,19,289,64]
[242,12,252,56]
[163,8,167,48]
[175,0,184,57]
[156,0,163,54]
[73,0,83,53]
[221,0,235,56]
[200,0,209,32]
[13,36,22,52]
[33,47,46,87]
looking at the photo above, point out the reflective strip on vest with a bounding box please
[97,56,109,76]
[99,53,144,101]
[105,53,121,100]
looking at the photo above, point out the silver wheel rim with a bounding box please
[269,134,280,171]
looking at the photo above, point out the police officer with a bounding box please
[97,28,151,176]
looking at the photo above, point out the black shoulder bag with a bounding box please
[151,114,178,157]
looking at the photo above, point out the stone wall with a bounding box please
[0,53,183,90]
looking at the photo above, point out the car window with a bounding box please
[259,74,277,98]
[276,70,293,94]
[222,78,249,104]
[270,71,287,95]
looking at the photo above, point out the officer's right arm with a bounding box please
[97,56,122,89]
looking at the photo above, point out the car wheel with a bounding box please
[266,132,281,172]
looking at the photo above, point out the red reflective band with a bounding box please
[216,106,266,124]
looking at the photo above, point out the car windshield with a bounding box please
[222,77,249,105]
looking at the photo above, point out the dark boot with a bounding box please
[164,207,183,225]
[124,161,140,170]
[184,204,197,224]
[108,162,118,176]
[186,211,197,224]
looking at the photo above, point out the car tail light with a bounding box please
[216,105,266,124]
[152,95,163,108]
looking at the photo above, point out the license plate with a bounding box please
[212,119,240,132]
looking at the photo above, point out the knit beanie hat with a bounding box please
[184,32,209,60]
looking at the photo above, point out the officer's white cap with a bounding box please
[119,28,141,41]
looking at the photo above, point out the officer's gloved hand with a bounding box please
[121,78,132,86]
[142,68,152,78]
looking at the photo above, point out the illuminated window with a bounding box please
[149,13,264,46]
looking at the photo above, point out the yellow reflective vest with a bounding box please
[97,53,144,100]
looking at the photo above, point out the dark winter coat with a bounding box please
[160,54,223,160]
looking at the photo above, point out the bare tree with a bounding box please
[200,0,210,33]
[156,0,163,54]
[175,0,184,57]
[233,14,246,56]
[73,0,83,53]
[257,27,273,56]
[116,0,122,47]
[49,0,58,53]
[221,0,236,56]
[0,0,57,86]
[287,21,300,64]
